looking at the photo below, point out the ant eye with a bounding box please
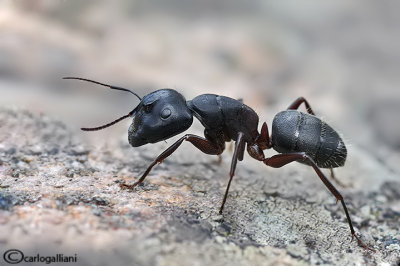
[161,108,171,119]
[144,104,153,113]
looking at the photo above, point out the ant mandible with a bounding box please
[63,77,375,252]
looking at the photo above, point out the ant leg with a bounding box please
[263,152,375,252]
[121,134,223,189]
[217,155,223,165]
[287,97,315,115]
[219,132,245,214]
[330,168,348,187]
[288,98,345,186]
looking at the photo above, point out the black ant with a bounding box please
[63,77,375,252]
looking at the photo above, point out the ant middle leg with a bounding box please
[219,132,245,214]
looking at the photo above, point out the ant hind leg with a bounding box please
[263,152,375,252]
[287,97,315,115]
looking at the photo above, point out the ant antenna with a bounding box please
[63,77,142,100]
[80,109,135,131]
[63,76,140,131]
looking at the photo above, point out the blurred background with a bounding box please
[1,1,400,264]
[1,0,399,171]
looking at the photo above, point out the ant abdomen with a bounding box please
[271,110,347,168]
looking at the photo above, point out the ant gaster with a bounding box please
[63,77,375,251]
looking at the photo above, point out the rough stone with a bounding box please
[0,108,399,265]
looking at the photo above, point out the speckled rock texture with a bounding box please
[0,106,399,265]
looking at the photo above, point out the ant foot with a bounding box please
[119,181,140,190]
[352,233,376,252]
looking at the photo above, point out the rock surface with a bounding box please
[0,108,399,265]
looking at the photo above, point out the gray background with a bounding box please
[0,1,399,265]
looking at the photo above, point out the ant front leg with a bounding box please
[263,152,375,252]
[121,134,223,189]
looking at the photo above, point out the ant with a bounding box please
[64,77,375,252]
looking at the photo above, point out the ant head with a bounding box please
[128,89,193,147]
[64,77,193,147]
